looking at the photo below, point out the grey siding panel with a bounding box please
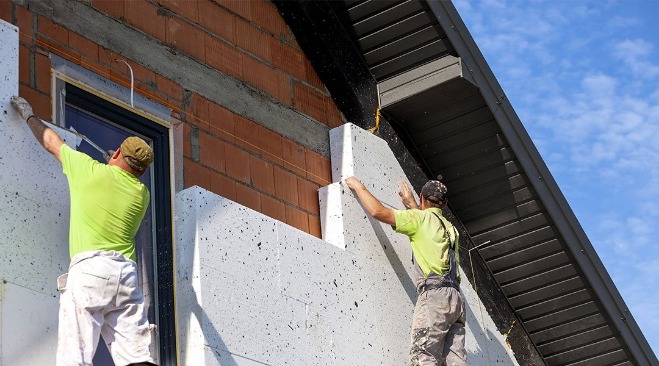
[402,93,485,132]
[494,252,571,285]
[460,187,535,220]
[418,118,498,154]
[358,15,438,50]
[433,147,513,179]
[538,325,614,353]
[472,213,550,245]
[545,338,624,366]
[502,264,578,297]
[449,160,523,195]
[353,1,426,35]
[555,349,629,366]
[479,226,557,260]
[451,174,529,208]
[487,240,564,273]
[524,301,600,333]
[346,0,405,22]
[370,40,448,79]
[363,26,441,63]
[517,289,593,320]
[531,314,607,344]
[427,134,509,168]
[420,116,498,154]
[464,200,544,235]
[508,277,585,309]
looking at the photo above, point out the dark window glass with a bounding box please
[63,84,174,365]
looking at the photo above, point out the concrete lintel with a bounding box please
[379,56,475,108]
[17,0,331,156]
[51,55,172,126]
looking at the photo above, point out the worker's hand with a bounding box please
[344,176,364,191]
[10,96,34,122]
[398,181,418,209]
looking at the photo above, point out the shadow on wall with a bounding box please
[367,203,518,364]
[176,192,239,366]
[463,290,516,363]
[174,122,521,366]
[188,287,239,366]
[366,214,417,304]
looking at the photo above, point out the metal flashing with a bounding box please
[378,55,475,107]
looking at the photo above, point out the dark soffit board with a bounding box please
[277,0,658,365]
[332,0,454,81]
[419,2,657,366]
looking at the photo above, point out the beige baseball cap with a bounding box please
[120,136,154,172]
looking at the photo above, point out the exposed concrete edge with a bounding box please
[18,0,331,156]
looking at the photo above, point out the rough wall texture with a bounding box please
[0,19,71,365]
[175,123,520,365]
[2,0,340,239]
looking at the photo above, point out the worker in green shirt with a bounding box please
[11,96,157,366]
[345,176,466,366]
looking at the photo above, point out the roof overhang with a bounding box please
[275,1,658,365]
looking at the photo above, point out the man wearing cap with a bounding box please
[345,176,466,366]
[11,96,157,366]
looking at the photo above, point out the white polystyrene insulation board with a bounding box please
[174,125,519,366]
[0,20,71,366]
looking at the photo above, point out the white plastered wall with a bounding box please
[175,123,520,365]
[0,20,72,365]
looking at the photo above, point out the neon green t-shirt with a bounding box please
[61,144,150,261]
[393,207,459,278]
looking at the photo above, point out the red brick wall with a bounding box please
[3,0,344,238]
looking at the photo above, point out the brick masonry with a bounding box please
[3,0,344,238]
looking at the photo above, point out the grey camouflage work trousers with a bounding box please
[410,287,466,366]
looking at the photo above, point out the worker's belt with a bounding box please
[418,280,459,294]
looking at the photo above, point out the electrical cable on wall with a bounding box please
[115,59,134,108]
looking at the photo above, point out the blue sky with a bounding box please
[454,0,659,354]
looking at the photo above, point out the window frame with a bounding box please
[58,81,176,365]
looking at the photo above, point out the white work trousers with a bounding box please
[56,250,157,366]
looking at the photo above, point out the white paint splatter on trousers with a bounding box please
[56,250,157,366]
[410,287,466,366]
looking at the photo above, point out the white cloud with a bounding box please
[615,38,653,59]
[456,0,659,350]
[613,38,659,78]
[608,15,642,28]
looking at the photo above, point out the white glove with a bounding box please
[10,96,34,122]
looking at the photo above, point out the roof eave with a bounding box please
[426,2,657,364]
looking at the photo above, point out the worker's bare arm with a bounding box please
[398,181,419,209]
[11,96,63,162]
[26,116,64,162]
[344,176,396,225]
